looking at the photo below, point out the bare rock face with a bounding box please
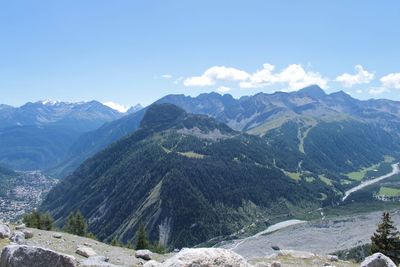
[135,249,153,261]
[360,253,397,267]
[161,248,251,267]
[0,245,77,267]
[0,225,11,239]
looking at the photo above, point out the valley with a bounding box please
[0,170,57,222]
[2,87,400,265]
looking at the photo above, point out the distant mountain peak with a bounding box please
[297,85,326,98]
[140,103,186,130]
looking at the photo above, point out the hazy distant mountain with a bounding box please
[127,104,143,114]
[0,100,123,131]
[0,100,125,171]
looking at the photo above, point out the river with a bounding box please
[342,163,400,201]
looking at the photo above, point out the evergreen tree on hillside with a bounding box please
[23,210,54,230]
[135,224,149,250]
[371,211,400,264]
[64,210,88,236]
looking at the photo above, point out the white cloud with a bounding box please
[356,89,363,94]
[368,87,389,96]
[173,77,184,84]
[380,73,400,89]
[103,102,130,113]
[217,86,231,93]
[161,74,173,79]
[276,64,328,91]
[184,63,328,91]
[336,65,374,87]
[183,66,249,87]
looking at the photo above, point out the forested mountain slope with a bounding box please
[41,104,337,247]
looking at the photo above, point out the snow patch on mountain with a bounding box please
[103,102,131,113]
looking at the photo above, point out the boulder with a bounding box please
[0,245,77,267]
[21,229,33,239]
[53,233,62,239]
[327,255,339,262]
[15,224,26,230]
[0,225,11,239]
[161,248,251,267]
[135,249,153,261]
[360,253,396,267]
[271,245,280,251]
[76,246,97,258]
[9,231,26,245]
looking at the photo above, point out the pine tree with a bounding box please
[371,211,400,264]
[22,210,53,230]
[135,224,149,250]
[64,211,88,236]
[41,213,54,230]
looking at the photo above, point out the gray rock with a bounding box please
[161,248,251,267]
[135,249,153,261]
[0,244,77,267]
[143,260,161,267]
[9,231,26,245]
[76,246,97,258]
[360,253,396,267]
[53,233,62,239]
[255,263,270,267]
[271,245,280,251]
[21,229,33,239]
[271,261,281,267]
[15,224,26,230]
[0,225,11,239]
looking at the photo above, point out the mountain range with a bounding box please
[42,104,334,247]
[3,85,400,247]
[0,101,132,171]
[51,85,400,177]
[41,85,400,247]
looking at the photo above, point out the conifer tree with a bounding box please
[65,210,88,236]
[23,210,53,230]
[371,211,400,264]
[135,224,149,250]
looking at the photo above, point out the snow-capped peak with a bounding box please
[40,99,61,105]
[103,102,130,113]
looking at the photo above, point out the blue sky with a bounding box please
[1,1,400,108]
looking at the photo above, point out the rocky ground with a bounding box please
[219,209,400,260]
[2,208,399,266]
[0,224,361,267]
[0,225,169,266]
